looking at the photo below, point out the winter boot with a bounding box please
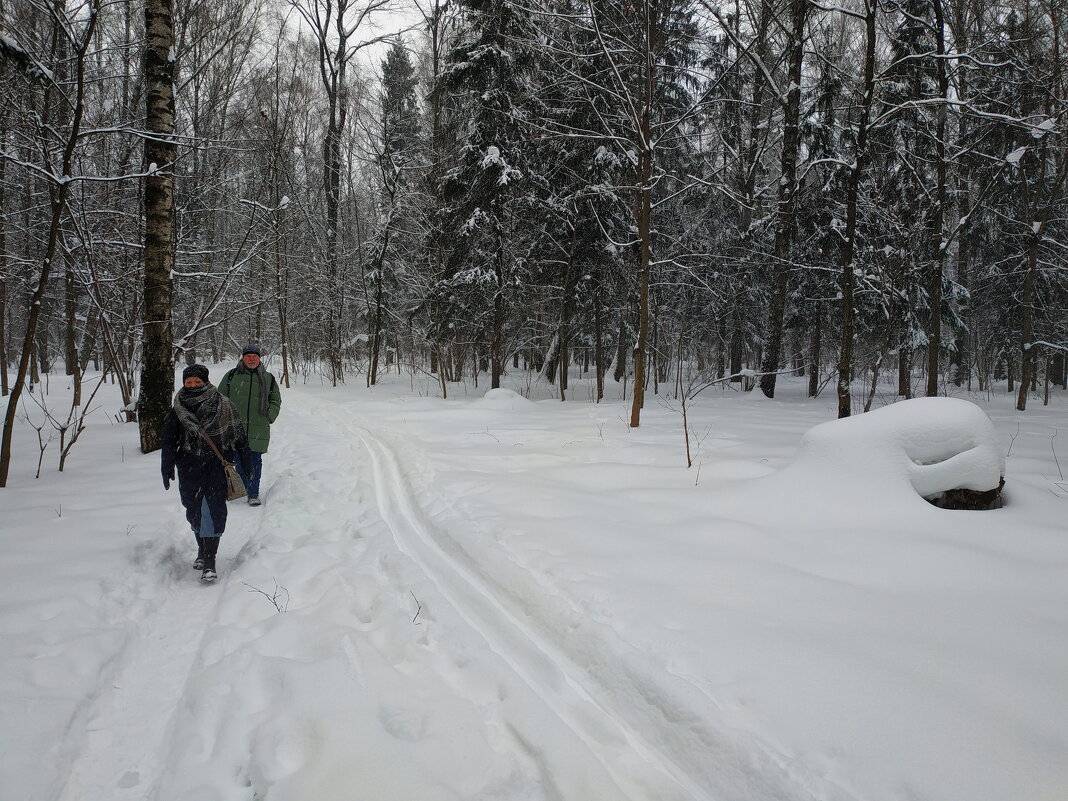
[193,535,205,571]
[200,537,220,582]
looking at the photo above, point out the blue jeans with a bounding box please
[234,450,263,498]
[199,496,219,537]
[178,460,227,536]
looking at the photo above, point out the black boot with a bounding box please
[200,537,219,582]
[193,535,205,570]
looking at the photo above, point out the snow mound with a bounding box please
[476,387,533,409]
[789,397,1004,500]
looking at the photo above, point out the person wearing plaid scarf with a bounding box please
[161,364,253,582]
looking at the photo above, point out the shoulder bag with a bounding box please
[198,428,247,501]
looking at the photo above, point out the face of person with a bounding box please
[183,376,205,389]
[243,353,261,369]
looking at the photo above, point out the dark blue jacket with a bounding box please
[161,410,252,481]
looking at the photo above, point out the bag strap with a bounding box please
[198,428,231,466]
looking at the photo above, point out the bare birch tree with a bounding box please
[137,0,177,452]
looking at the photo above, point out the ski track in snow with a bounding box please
[353,418,819,801]
[47,392,817,801]
[52,508,267,801]
[357,424,696,800]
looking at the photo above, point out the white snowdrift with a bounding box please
[786,397,1004,500]
[475,387,535,410]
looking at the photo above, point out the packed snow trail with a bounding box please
[358,425,703,801]
[53,578,219,801]
[47,389,823,801]
[352,418,831,801]
[142,389,651,801]
[52,514,267,801]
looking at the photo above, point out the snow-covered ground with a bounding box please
[2,367,1066,801]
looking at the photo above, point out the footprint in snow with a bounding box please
[378,703,428,741]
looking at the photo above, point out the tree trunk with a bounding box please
[898,345,912,398]
[925,0,949,397]
[368,223,390,386]
[557,231,579,400]
[716,315,726,379]
[36,303,51,376]
[953,232,970,388]
[614,312,628,383]
[1051,353,1066,389]
[321,4,350,387]
[629,34,655,428]
[836,0,878,419]
[64,251,78,377]
[808,303,821,397]
[1016,234,1039,411]
[0,147,7,397]
[759,0,808,398]
[369,277,385,386]
[594,293,604,402]
[729,307,743,380]
[651,297,659,396]
[952,59,971,389]
[274,202,291,388]
[137,0,177,453]
[491,243,504,389]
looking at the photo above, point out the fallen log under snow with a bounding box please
[788,397,1005,510]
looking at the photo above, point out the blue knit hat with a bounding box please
[242,343,261,356]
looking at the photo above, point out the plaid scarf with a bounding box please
[235,361,271,418]
[173,384,245,455]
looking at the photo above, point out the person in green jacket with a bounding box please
[219,343,281,506]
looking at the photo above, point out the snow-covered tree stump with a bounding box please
[791,398,1005,510]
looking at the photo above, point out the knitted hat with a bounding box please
[182,363,209,383]
[242,343,261,356]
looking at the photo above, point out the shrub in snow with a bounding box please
[789,398,1005,509]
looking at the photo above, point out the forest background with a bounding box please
[0,0,1065,485]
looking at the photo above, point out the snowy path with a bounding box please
[45,392,816,800]
[54,581,220,800]
[358,424,702,801]
[53,513,267,801]
[48,390,807,801]
[131,392,665,801]
[352,415,820,801]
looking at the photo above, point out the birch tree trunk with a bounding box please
[137,0,177,453]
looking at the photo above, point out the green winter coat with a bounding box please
[219,367,281,453]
